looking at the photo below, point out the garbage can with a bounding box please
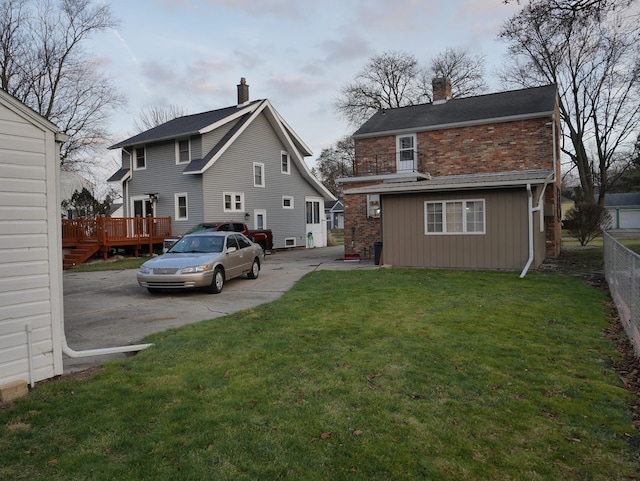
[374,242,383,265]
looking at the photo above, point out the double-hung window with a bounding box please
[254,162,265,187]
[425,199,485,234]
[134,147,146,170]
[281,152,290,174]
[175,193,188,220]
[176,139,190,164]
[223,192,244,212]
[367,194,381,218]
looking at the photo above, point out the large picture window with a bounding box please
[425,199,485,235]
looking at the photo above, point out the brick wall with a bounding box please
[345,116,562,263]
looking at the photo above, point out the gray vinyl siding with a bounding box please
[202,112,320,248]
[0,94,62,386]
[381,188,538,270]
[127,137,204,233]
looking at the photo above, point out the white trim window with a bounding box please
[367,194,380,218]
[254,162,265,187]
[281,151,290,174]
[175,193,188,220]
[282,195,294,209]
[425,199,485,235]
[396,134,416,172]
[284,237,296,247]
[223,192,244,212]
[134,146,146,170]
[176,139,190,164]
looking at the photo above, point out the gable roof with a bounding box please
[353,84,557,139]
[108,98,335,201]
[0,89,68,141]
[108,100,263,149]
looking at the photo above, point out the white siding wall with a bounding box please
[0,94,63,387]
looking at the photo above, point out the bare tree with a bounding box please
[419,47,487,101]
[334,48,487,126]
[498,0,640,205]
[315,136,355,196]
[133,105,189,133]
[334,50,425,126]
[0,0,124,171]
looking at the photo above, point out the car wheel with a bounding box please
[147,288,161,294]
[206,267,225,294]
[247,258,260,279]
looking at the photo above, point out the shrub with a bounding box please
[565,202,612,246]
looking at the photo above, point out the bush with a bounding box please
[565,203,612,246]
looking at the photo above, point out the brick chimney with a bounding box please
[237,77,249,105]
[432,77,452,103]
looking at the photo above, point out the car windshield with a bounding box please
[168,236,224,254]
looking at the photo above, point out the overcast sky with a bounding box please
[93,0,521,172]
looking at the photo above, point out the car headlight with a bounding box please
[139,266,152,274]
[180,265,211,274]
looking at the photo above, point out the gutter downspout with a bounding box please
[520,184,535,278]
[62,338,153,359]
[520,180,550,278]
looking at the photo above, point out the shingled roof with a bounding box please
[352,84,557,138]
[109,100,263,149]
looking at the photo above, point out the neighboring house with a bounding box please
[0,89,68,390]
[108,202,123,218]
[108,78,335,249]
[339,80,562,275]
[60,171,94,219]
[325,198,344,230]
[605,193,640,229]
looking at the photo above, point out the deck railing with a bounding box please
[354,151,424,177]
[62,216,172,247]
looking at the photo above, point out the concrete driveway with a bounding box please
[63,246,374,373]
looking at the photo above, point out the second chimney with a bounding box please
[237,77,249,105]
[432,77,452,103]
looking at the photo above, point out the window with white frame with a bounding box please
[281,152,290,174]
[425,199,485,234]
[282,195,294,209]
[367,194,381,218]
[134,146,146,170]
[396,134,416,171]
[176,139,190,164]
[254,209,266,230]
[223,192,244,212]
[175,193,188,220]
[254,162,265,187]
[306,200,321,224]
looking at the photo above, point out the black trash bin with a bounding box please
[374,241,383,265]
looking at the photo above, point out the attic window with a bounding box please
[281,152,290,174]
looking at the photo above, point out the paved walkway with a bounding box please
[63,246,375,373]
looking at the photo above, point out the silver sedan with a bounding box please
[137,232,264,294]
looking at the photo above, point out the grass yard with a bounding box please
[1,266,638,480]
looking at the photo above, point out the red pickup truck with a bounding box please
[164,222,273,252]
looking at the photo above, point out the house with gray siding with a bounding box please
[339,80,561,276]
[108,79,335,249]
[0,89,67,391]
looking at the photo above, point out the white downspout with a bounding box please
[520,184,535,278]
[520,181,549,278]
[62,338,153,359]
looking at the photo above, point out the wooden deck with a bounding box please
[62,217,172,269]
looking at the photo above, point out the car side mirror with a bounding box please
[226,246,237,253]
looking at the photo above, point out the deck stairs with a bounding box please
[63,242,101,269]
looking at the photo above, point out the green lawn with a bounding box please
[1,266,637,480]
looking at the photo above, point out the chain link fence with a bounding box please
[604,231,640,355]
